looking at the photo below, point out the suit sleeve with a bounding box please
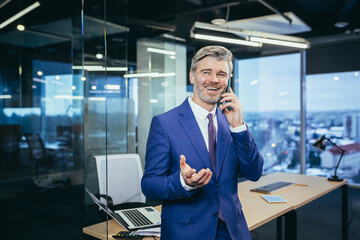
[231,126,264,181]
[141,116,195,201]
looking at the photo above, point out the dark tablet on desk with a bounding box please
[250,181,294,194]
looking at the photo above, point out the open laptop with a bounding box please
[85,188,161,230]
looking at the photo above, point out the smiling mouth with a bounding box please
[205,86,219,91]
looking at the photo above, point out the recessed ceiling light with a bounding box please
[17,24,25,31]
[334,21,348,28]
[211,18,226,26]
[37,70,43,76]
[96,53,103,59]
[334,76,339,81]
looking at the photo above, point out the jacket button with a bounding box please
[216,184,220,188]
[213,212,218,217]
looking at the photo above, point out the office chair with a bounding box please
[0,124,22,173]
[94,154,146,211]
[56,125,73,147]
[24,133,53,175]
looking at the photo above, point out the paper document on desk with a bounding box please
[136,227,161,237]
[261,195,287,203]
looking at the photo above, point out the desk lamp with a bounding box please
[313,135,346,181]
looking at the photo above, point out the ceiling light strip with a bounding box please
[0,1,41,29]
[162,33,186,42]
[105,84,121,90]
[153,72,176,77]
[250,36,309,49]
[147,47,176,56]
[123,72,159,78]
[0,95,12,99]
[194,33,262,47]
[0,0,12,9]
[123,72,176,78]
[192,21,309,46]
[72,66,128,71]
[88,97,106,101]
[105,67,128,71]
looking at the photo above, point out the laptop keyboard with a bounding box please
[122,209,153,227]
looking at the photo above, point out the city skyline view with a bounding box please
[236,53,360,185]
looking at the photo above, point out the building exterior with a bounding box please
[320,142,360,177]
[344,114,360,140]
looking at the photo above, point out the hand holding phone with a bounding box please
[220,78,233,113]
[218,80,245,128]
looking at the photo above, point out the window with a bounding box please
[307,71,360,184]
[235,53,301,174]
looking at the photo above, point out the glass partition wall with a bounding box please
[0,1,84,239]
[82,1,180,238]
[0,0,181,238]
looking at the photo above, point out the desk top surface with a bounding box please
[238,172,347,230]
[83,172,347,238]
[83,206,161,240]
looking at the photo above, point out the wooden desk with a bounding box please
[239,172,347,240]
[84,172,347,240]
[83,206,161,240]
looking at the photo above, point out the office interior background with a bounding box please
[0,0,360,239]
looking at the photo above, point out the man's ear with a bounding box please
[189,71,194,84]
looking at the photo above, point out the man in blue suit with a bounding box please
[141,45,264,240]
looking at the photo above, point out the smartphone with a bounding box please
[218,78,233,113]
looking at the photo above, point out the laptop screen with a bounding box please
[85,188,129,229]
[85,188,161,230]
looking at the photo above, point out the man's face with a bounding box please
[190,56,230,109]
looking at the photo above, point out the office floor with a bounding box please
[250,187,360,240]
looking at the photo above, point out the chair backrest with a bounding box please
[56,125,73,147]
[24,133,46,161]
[94,154,146,206]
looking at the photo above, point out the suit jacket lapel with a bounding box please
[216,108,231,181]
[178,100,214,172]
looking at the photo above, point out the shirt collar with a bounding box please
[188,96,217,120]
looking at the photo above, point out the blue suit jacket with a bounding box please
[141,99,264,240]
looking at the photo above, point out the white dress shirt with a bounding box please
[180,96,247,191]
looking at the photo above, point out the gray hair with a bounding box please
[190,45,233,76]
